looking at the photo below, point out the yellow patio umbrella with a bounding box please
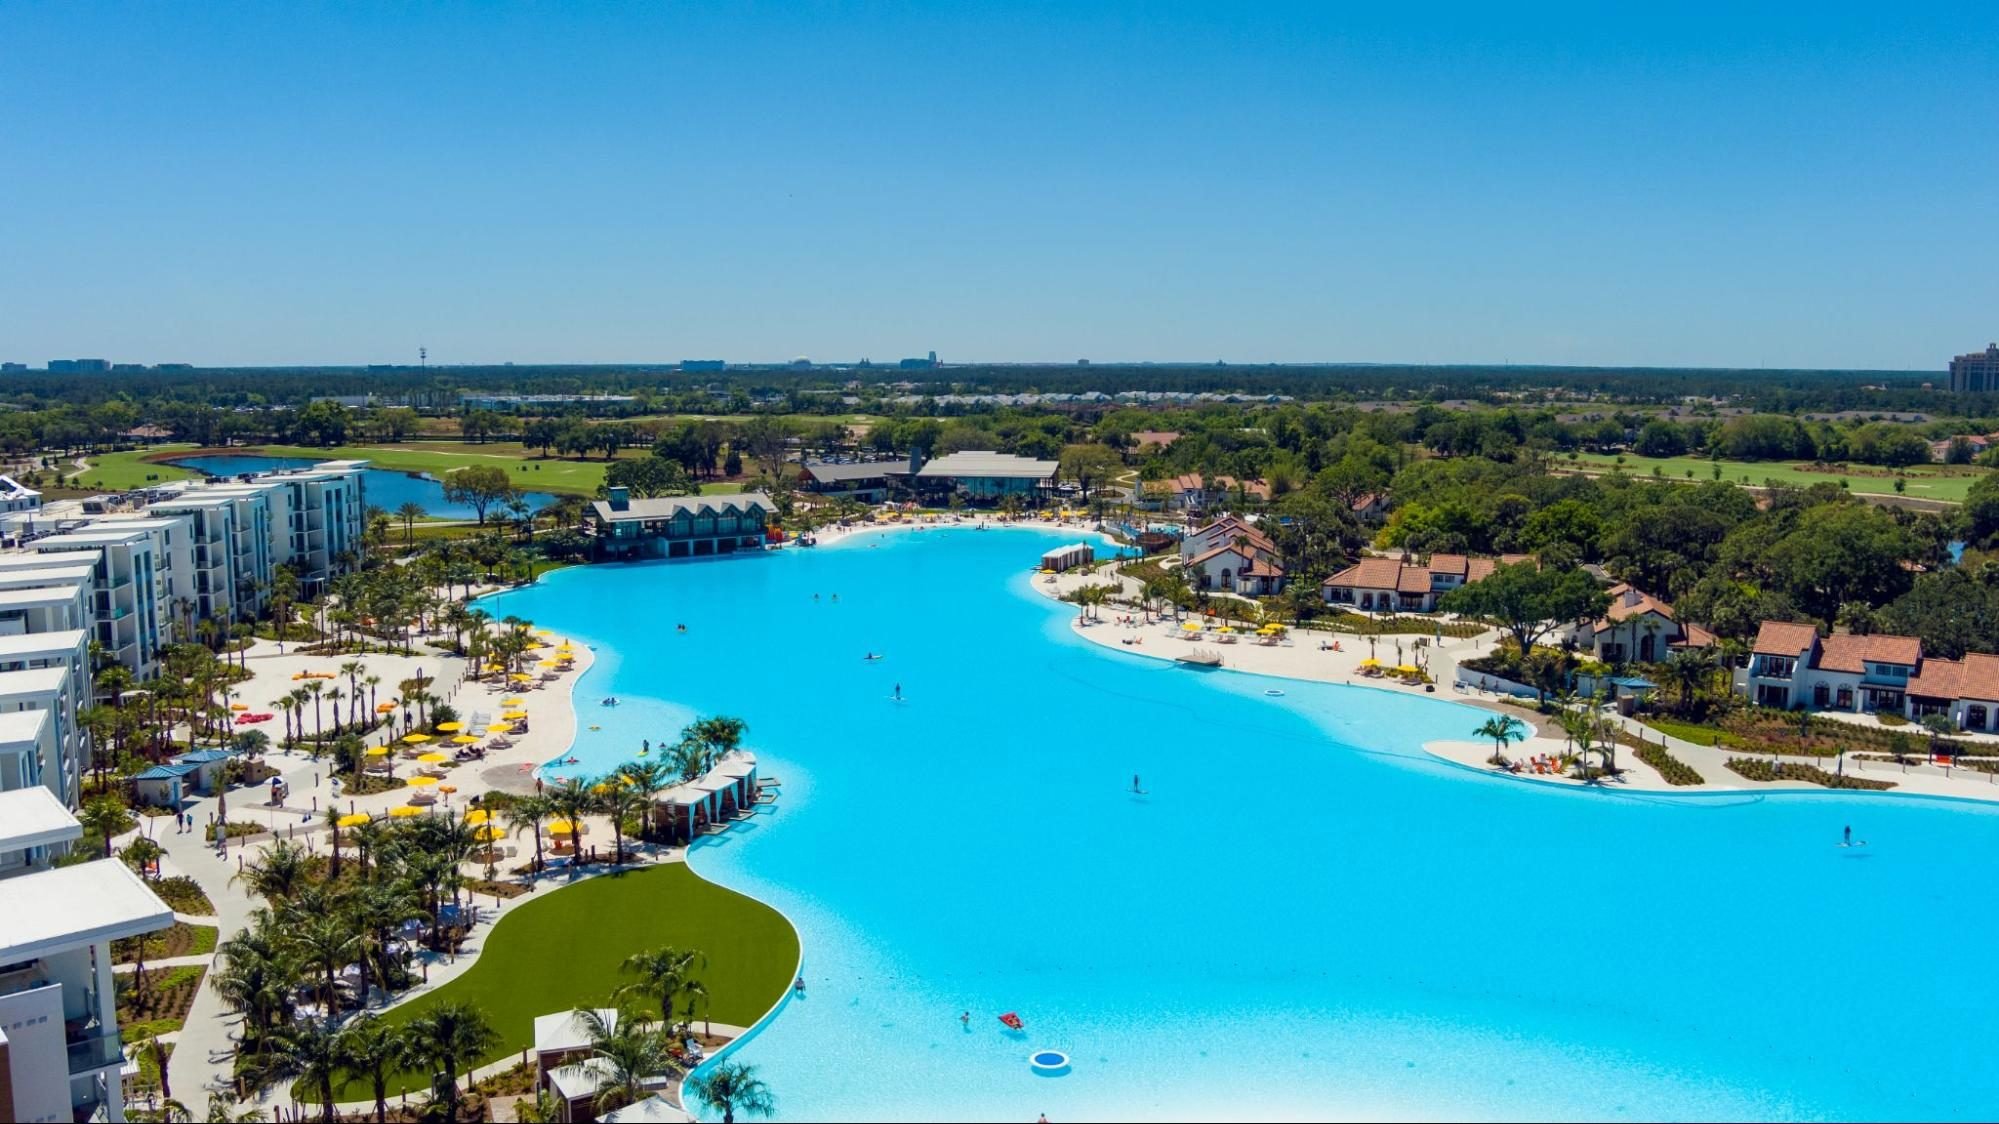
[438,784,457,795]
[537,660,561,668]
[402,732,432,743]
[502,710,528,721]
[501,697,525,706]
[375,703,398,714]
[485,723,511,734]
[473,825,505,842]
[389,805,425,818]
[435,721,463,732]
[1180,621,1202,632]
[509,673,532,682]
[1395,664,1421,675]
[463,809,491,825]
[534,628,555,636]
[1217,626,1235,634]
[336,813,371,828]
[452,734,480,745]
[556,642,574,650]
[364,746,389,757]
[417,751,449,763]
[407,775,439,787]
[1358,657,1381,667]
[230,702,249,711]
[546,818,587,835]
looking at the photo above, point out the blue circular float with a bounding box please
[1030,1049,1072,1076]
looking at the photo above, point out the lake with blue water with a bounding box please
[172,454,560,520]
[482,526,1999,1121]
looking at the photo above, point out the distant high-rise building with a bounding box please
[1951,344,1999,393]
[0,362,25,372]
[47,358,109,373]
[680,359,727,372]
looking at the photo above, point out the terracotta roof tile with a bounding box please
[1752,620,1819,657]
[1323,557,1406,590]
[1815,633,1921,674]
[1907,657,1965,699]
[1957,653,1999,702]
[1428,553,1469,577]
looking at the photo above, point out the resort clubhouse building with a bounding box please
[588,489,774,560]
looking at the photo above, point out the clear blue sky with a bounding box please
[3,2,1995,370]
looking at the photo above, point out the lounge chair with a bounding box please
[683,1037,706,1063]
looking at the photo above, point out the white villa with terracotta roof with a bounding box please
[1583,584,1716,664]
[1178,516,1287,595]
[1321,553,1527,613]
[1739,621,1999,732]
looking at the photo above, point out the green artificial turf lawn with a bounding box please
[333,862,797,1099]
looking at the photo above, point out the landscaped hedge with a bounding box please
[1632,741,1704,786]
[1724,757,1896,790]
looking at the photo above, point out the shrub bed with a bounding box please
[1632,742,1704,786]
[152,875,215,915]
[116,963,207,1037]
[113,922,219,964]
[1724,757,1897,790]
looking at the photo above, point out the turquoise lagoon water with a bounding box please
[172,454,561,519]
[483,528,1999,1122]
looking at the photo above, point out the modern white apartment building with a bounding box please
[0,667,85,808]
[29,524,183,679]
[0,633,89,804]
[146,490,270,622]
[263,460,367,593]
[149,459,366,597]
[0,710,57,810]
[0,791,171,1123]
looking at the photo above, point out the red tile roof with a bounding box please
[1397,566,1436,594]
[1752,620,1819,657]
[1428,554,1469,577]
[1676,622,1718,648]
[1906,657,1965,700]
[1815,633,1922,673]
[1960,653,1999,702]
[1324,557,1408,590]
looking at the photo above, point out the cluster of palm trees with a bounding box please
[497,715,748,870]
[214,814,496,1117]
[80,640,259,784]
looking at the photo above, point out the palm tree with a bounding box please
[78,795,127,857]
[211,910,303,1048]
[234,840,314,902]
[596,774,651,865]
[1473,714,1527,765]
[547,779,594,858]
[688,1060,776,1124]
[295,911,361,1015]
[266,1017,344,1124]
[617,760,670,842]
[306,680,327,745]
[1663,647,1715,716]
[397,502,426,548]
[506,792,554,874]
[335,1015,401,1124]
[617,946,706,1027]
[401,1001,497,1124]
[575,1007,674,1115]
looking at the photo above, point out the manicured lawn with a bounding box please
[182,442,617,497]
[333,862,797,1099]
[1567,452,1988,502]
[67,445,201,490]
[1640,717,1728,746]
